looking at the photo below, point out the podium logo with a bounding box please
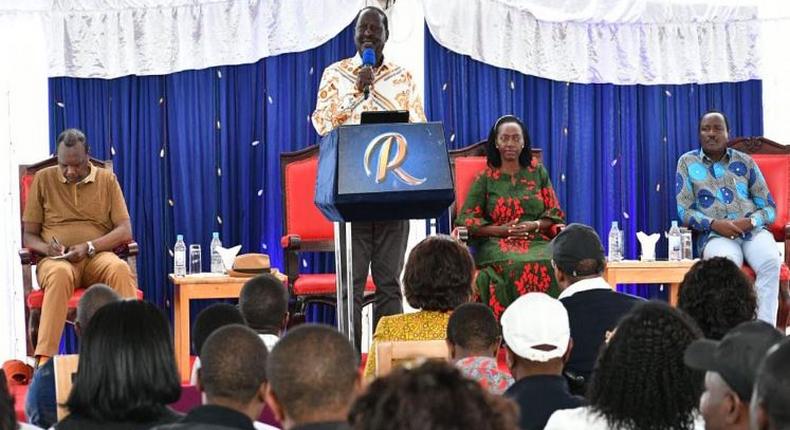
[363,132,426,186]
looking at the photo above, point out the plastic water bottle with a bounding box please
[608,221,622,262]
[174,234,187,276]
[668,221,682,261]
[210,232,224,274]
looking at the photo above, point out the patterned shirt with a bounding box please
[363,310,450,378]
[455,356,514,395]
[311,55,427,136]
[675,148,776,249]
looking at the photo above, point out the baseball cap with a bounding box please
[684,320,782,401]
[550,223,605,276]
[501,293,570,362]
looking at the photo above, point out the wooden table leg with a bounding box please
[173,283,191,383]
[669,283,679,307]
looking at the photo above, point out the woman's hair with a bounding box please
[588,301,703,430]
[349,360,518,430]
[485,115,533,168]
[403,235,474,311]
[0,370,16,430]
[677,257,756,340]
[66,300,181,422]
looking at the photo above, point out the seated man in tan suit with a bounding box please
[22,128,137,364]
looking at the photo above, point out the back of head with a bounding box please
[753,338,790,429]
[67,300,180,422]
[192,303,245,354]
[447,303,500,353]
[403,235,473,311]
[200,324,268,404]
[239,274,288,334]
[550,223,606,280]
[589,301,703,430]
[349,360,518,430]
[0,370,15,430]
[678,257,756,340]
[267,324,359,423]
[76,283,121,328]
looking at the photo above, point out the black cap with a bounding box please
[684,320,783,401]
[550,223,605,276]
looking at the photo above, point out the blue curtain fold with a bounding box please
[49,25,356,353]
[424,27,763,298]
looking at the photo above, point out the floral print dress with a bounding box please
[455,160,565,318]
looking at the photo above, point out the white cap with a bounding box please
[501,293,570,362]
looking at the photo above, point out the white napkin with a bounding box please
[216,245,242,271]
[636,232,660,261]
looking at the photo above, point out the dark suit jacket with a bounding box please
[560,283,642,393]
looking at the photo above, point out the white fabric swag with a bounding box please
[423,0,761,85]
[47,0,364,79]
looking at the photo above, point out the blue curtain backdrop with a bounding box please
[50,25,355,352]
[424,28,763,298]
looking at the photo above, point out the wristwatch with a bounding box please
[86,241,96,258]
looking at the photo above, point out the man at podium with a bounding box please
[311,6,426,350]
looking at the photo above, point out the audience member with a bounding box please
[154,324,274,430]
[1,369,42,430]
[684,321,782,430]
[750,338,790,430]
[446,303,514,394]
[266,324,360,430]
[55,300,181,429]
[239,274,289,351]
[190,303,245,384]
[501,292,585,430]
[363,235,473,378]
[545,301,704,430]
[678,257,757,340]
[349,360,519,430]
[25,284,121,428]
[551,223,641,394]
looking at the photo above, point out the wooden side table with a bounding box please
[169,271,286,382]
[602,260,697,306]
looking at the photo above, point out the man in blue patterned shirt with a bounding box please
[675,111,781,325]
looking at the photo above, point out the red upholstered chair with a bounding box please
[18,156,142,356]
[729,137,790,329]
[280,145,376,320]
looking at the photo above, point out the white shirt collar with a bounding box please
[557,277,612,300]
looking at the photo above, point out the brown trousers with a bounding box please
[35,251,137,357]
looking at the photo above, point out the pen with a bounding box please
[52,236,65,255]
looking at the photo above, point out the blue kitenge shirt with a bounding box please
[675,148,776,251]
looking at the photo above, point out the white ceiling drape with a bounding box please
[47,0,364,79]
[423,0,762,85]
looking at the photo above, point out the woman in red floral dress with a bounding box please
[455,115,565,318]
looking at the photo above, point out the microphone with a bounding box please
[361,48,376,100]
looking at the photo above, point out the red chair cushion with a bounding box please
[741,263,790,281]
[283,156,334,242]
[292,273,376,296]
[454,157,488,216]
[751,155,790,241]
[27,288,144,308]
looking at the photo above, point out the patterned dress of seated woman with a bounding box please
[455,115,565,318]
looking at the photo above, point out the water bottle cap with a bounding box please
[212,232,219,239]
[611,221,619,228]
[176,234,183,240]
[671,220,678,227]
